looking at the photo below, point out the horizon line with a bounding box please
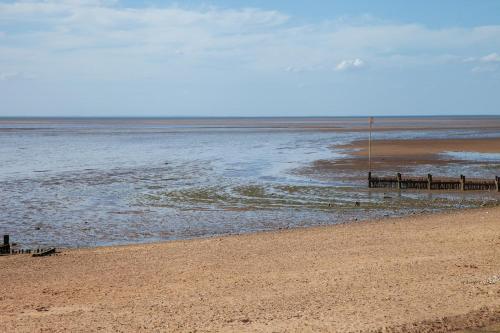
[1,114,499,119]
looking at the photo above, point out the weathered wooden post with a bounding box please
[368,117,374,172]
[427,174,432,190]
[2,234,10,254]
[368,172,372,188]
[460,175,465,191]
[397,173,402,190]
[495,176,499,192]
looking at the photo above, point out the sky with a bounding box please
[1,0,500,117]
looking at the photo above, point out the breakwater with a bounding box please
[368,172,500,191]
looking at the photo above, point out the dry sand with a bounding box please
[1,207,500,332]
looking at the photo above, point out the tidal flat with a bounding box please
[0,116,499,248]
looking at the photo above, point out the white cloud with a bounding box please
[461,53,500,73]
[480,52,500,63]
[462,57,476,63]
[471,65,498,73]
[335,58,365,71]
[0,0,500,81]
[0,71,32,80]
[0,72,18,80]
[284,66,300,72]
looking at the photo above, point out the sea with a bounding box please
[1,117,499,248]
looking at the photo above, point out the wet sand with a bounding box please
[1,207,500,332]
[311,137,500,175]
[345,137,500,158]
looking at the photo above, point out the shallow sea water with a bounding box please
[1,118,499,248]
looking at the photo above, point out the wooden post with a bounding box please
[460,175,465,191]
[368,117,373,172]
[397,173,402,190]
[368,172,372,188]
[495,176,499,192]
[2,235,10,255]
[427,174,432,190]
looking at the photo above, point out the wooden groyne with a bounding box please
[0,234,56,256]
[368,172,500,192]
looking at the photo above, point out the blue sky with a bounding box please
[1,0,499,117]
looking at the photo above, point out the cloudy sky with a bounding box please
[1,0,500,117]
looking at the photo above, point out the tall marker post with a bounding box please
[368,117,373,172]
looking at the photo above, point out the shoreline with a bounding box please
[2,207,499,332]
[8,200,500,251]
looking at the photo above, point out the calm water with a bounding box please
[1,117,499,248]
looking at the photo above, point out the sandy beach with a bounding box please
[2,0,500,330]
[1,207,499,332]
